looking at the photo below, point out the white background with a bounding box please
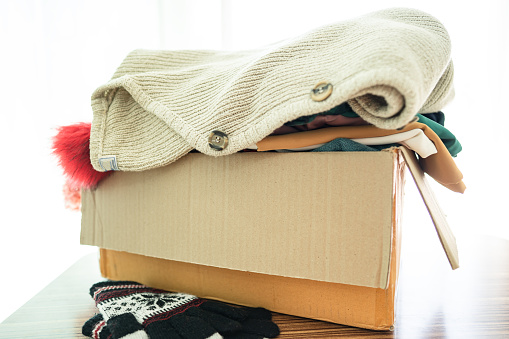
[0,0,508,323]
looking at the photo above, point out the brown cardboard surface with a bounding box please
[98,200,401,331]
[82,151,399,289]
[96,151,405,330]
[400,147,460,269]
[98,246,398,330]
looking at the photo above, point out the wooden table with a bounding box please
[1,233,508,338]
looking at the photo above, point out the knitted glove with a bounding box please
[82,313,113,339]
[86,280,280,339]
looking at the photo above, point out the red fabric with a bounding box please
[52,122,111,189]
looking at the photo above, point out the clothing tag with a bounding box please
[98,156,119,171]
[399,146,460,270]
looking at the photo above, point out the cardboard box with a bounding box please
[81,147,458,330]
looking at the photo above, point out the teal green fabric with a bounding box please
[421,112,445,125]
[416,114,462,157]
[284,103,462,157]
[311,138,397,152]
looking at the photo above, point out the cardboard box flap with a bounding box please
[81,151,403,289]
[400,146,460,270]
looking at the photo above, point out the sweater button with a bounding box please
[208,130,229,151]
[311,82,333,101]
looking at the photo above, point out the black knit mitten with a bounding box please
[85,280,279,339]
[82,313,113,339]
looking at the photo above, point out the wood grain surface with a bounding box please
[1,234,508,338]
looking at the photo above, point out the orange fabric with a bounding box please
[256,122,465,193]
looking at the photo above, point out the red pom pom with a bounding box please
[52,122,111,188]
[63,179,82,211]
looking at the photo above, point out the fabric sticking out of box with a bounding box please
[271,104,462,158]
[256,122,465,193]
[249,128,438,158]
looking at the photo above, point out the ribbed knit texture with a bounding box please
[90,7,454,172]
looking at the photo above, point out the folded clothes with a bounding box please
[255,122,465,193]
[273,102,461,157]
[252,129,438,159]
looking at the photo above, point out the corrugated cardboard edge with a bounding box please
[399,146,460,270]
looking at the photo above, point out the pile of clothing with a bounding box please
[55,8,464,196]
[250,103,463,192]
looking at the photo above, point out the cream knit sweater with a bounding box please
[90,7,454,172]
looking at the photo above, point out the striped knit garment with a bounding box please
[90,7,454,172]
[84,281,279,339]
